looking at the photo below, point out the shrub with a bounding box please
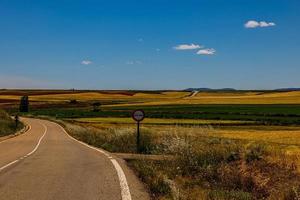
[64,123,156,153]
[129,160,171,198]
[0,109,23,136]
[207,190,252,200]
[244,143,267,163]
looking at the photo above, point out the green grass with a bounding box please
[15,103,300,125]
[0,109,22,137]
[74,117,255,126]
[110,104,300,125]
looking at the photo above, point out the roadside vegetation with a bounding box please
[61,122,300,200]
[0,109,22,137]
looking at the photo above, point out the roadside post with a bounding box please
[132,110,145,153]
[15,115,19,129]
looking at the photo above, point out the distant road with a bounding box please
[0,118,149,200]
[183,91,199,99]
[190,91,199,97]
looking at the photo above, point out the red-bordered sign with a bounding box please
[132,110,145,122]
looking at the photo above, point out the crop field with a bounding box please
[2,89,300,144]
[2,89,300,199]
[2,90,300,105]
[73,117,256,125]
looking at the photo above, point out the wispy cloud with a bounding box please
[81,60,93,65]
[245,20,276,28]
[174,43,202,50]
[137,38,144,42]
[126,60,143,65]
[196,48,216,55]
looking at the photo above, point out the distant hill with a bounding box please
[184,88,300,92]
[273,88,300,92]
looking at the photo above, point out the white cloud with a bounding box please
[196,48,216,55]
[174,43,202,50]
[126,60,142,65]
[245,20,276,28]
[81,60,92,65]
[138,38,144,42]
[156,48,161,52]
[126,61,134,65]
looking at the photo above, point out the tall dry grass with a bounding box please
[62,122,300,199]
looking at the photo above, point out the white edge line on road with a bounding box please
[0,122,47,172]
[58,124,132,200]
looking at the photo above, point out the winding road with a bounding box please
[0,118,149,200]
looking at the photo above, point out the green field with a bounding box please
[12,104,300,125]
[74,117,255,125]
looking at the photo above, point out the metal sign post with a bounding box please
[132,110,145,153]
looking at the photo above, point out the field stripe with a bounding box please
[57,123,132,200]
[0,123,47,172]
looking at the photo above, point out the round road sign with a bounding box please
[132,110,145,122]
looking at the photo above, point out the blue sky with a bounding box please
[0,0,299,90]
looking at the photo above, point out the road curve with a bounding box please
[0,118,149,200]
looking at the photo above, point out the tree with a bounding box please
[19,96,29,112]
[92,102,101,112]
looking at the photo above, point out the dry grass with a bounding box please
[70,120,300,154]
[61,120,300,200]
[0,109,22,136]
[2,91,300,106]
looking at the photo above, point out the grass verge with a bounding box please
[59,121,300,199]
[0,109,23,137]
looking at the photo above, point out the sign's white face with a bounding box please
[133,110,144,121]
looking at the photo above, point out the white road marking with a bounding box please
[111,159,132,200]
[58,124,132,200]
[0,122,47,172]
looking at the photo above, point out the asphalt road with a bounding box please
[0,118,149,200]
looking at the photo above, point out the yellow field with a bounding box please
[2,90,300,106]
[111,91,300,106]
